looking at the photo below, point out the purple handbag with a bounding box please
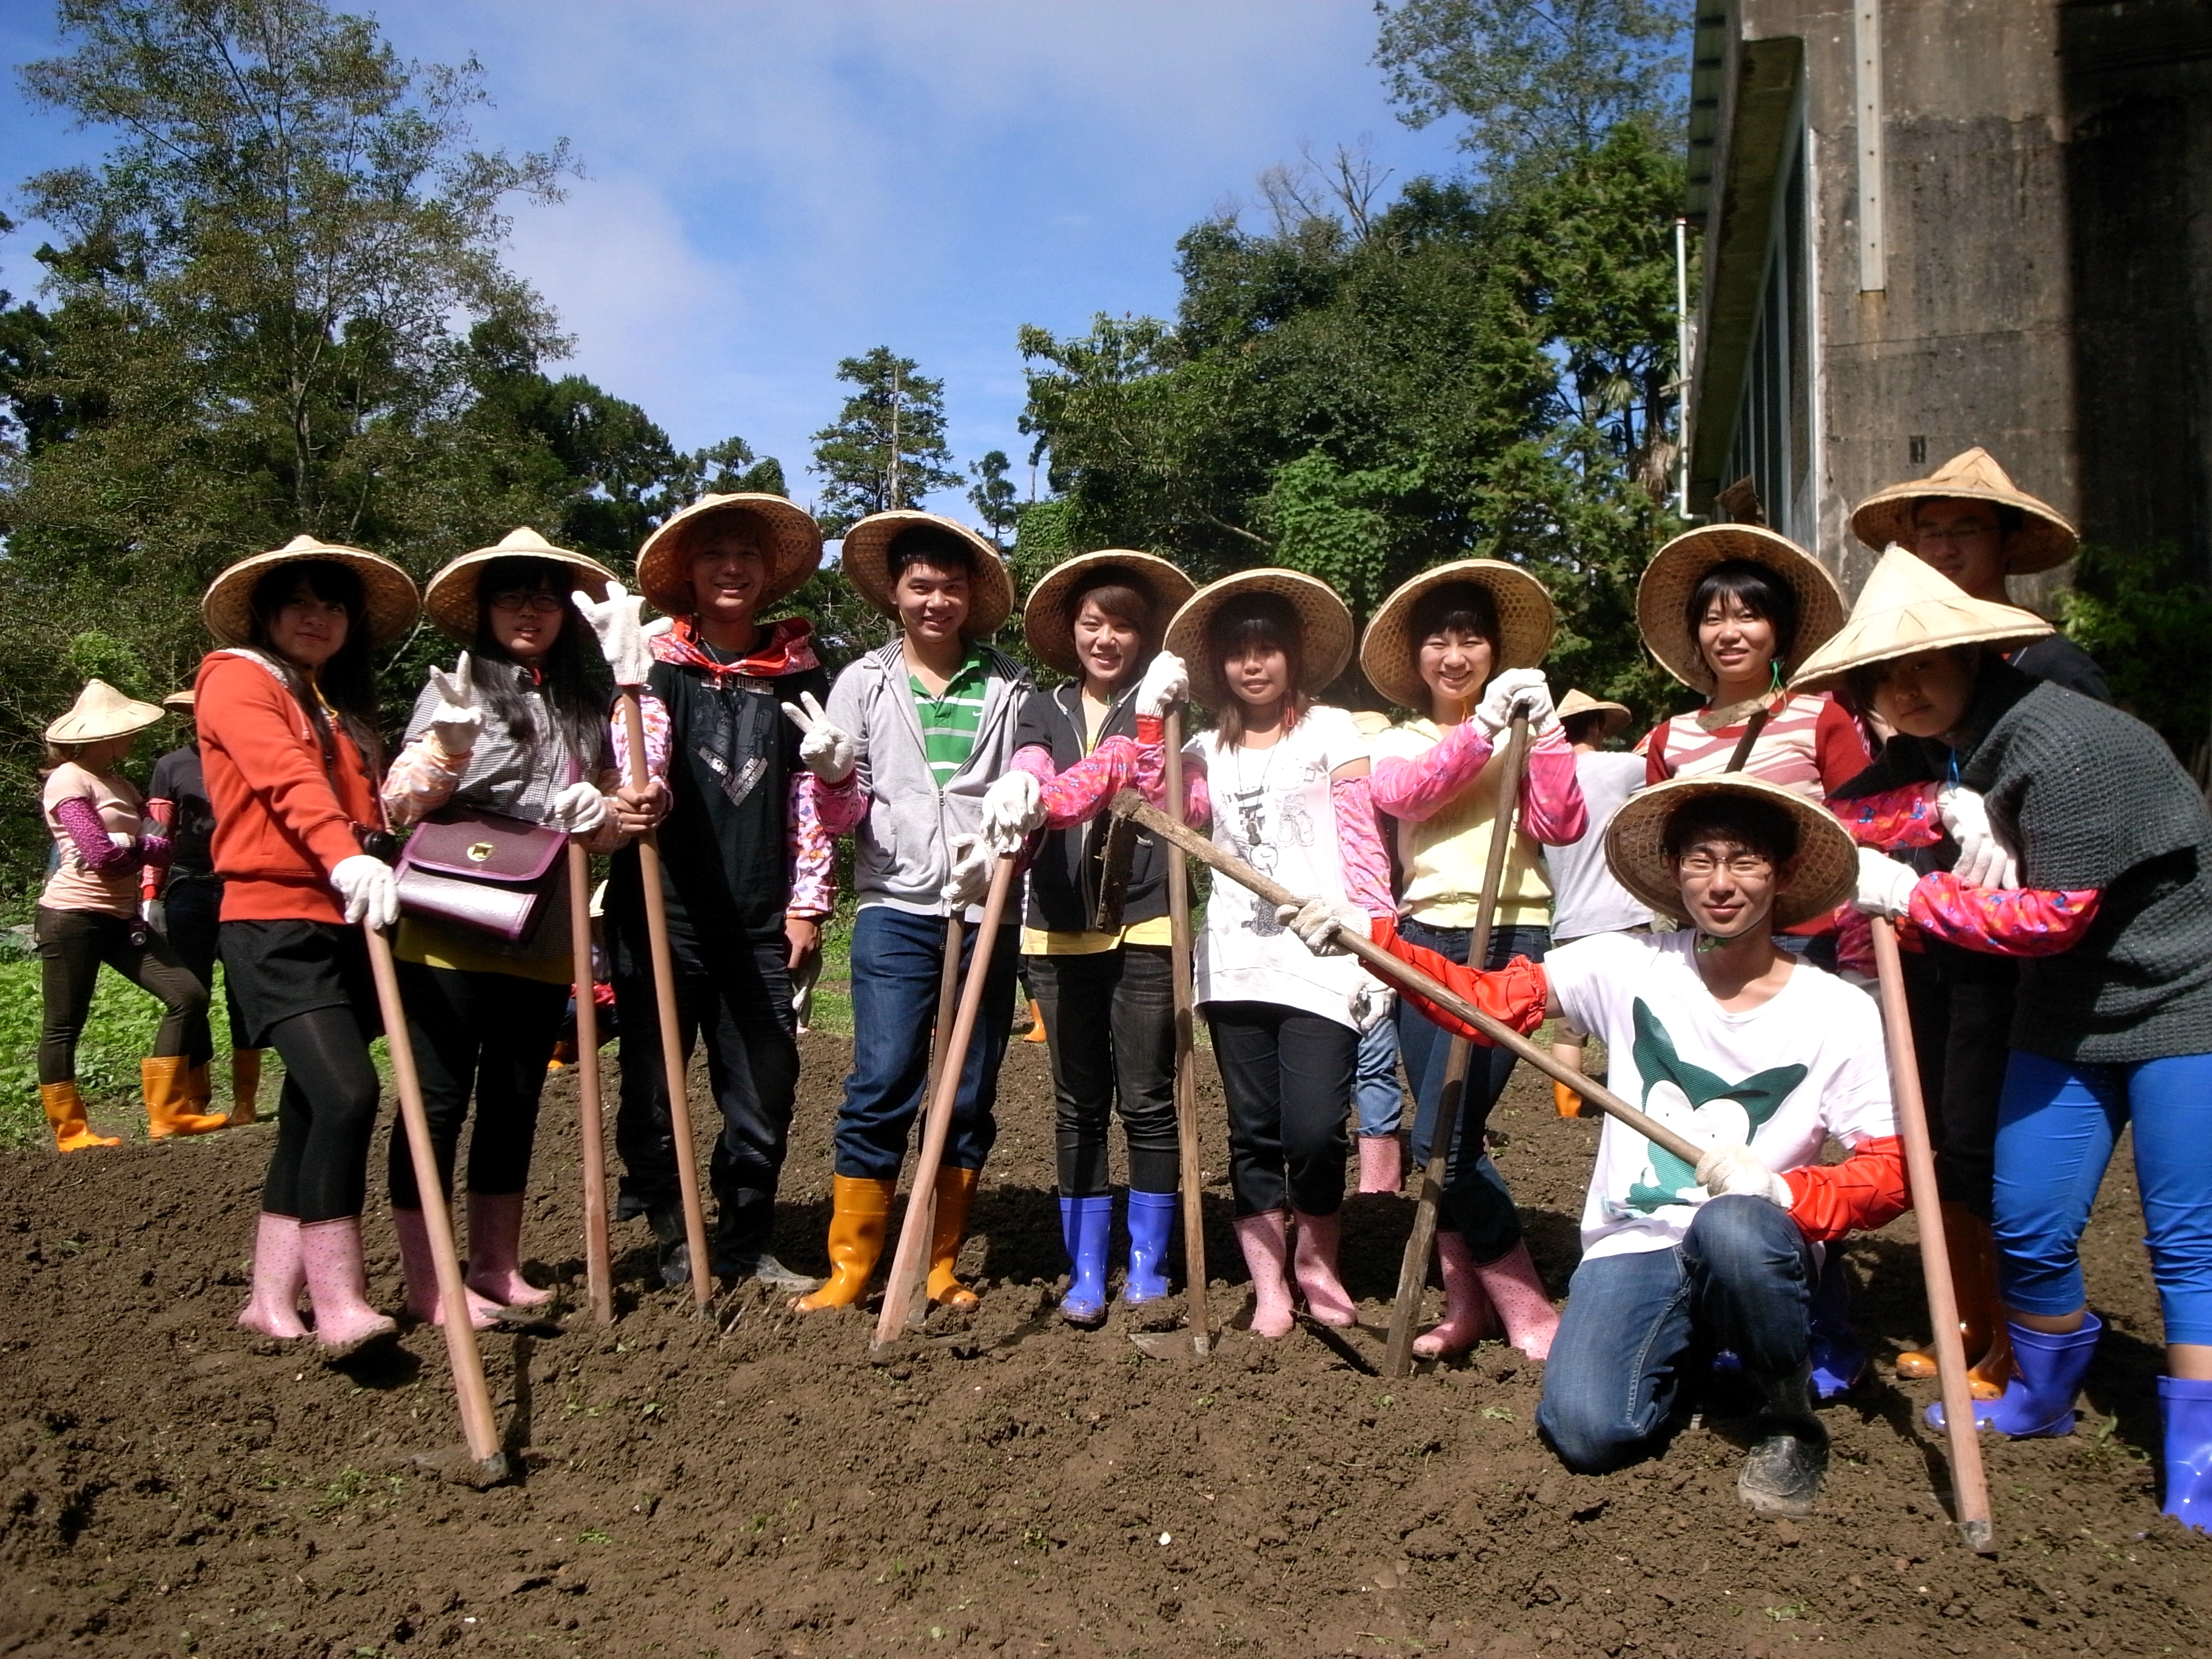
[395,806,566,943]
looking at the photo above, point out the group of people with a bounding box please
[28,446,2208,1532]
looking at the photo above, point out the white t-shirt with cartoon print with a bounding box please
[1544,929,1895,1262]
[1190,704,1370,1029]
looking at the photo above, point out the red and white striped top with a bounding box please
[1641,691,1871,802]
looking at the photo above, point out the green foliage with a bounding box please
[808,346,962,534]
[2056,541,2212,766]
[968,449,1021,549]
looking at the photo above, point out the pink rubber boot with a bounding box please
[1412,1229,1498,1359]
[392,1208,501,1330]
[297,1218,398,1355]
[464,1191,553,1310]
[1473,1239,1559,1361]
[236,1212,308,1341]
[1356,1136,1404,1196]
[1233,1212,1297,1339]
[1291,1210,1359,1328]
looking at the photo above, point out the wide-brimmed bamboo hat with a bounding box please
[201,534,420,649]
[1849,447,2078,575]
[839,511,1015,637]
[634,493,823,618]
[1021,549,1196,679]
[423,528,618,645]
[1358,559,1557,711]
[1636,523,1846,692]
[45,679,167,746]
[1789,546,2054,695]
[1605,773,1857,930]
[1557,688,1632,738]
[1164,568,1356,709]
[161,689,196,712]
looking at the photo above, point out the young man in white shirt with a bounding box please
[1283,775,1907,1517]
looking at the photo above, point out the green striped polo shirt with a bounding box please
[909,646,990,786]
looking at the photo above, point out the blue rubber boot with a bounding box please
[1807,1250,1868,1403]
[1057,1195,1113,1326]
[1928,1314,2102,1436]
[1124,1189,1176,1305]
[2158,1376,2212,1533]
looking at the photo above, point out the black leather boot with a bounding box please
[1738,1362,1829,1518]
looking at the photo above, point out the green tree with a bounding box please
[968,448,1020,549]
[808,346,961,534]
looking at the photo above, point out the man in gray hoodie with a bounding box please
[785,511,1030,1313]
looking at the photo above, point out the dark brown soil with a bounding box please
[2,1030,2205,1658]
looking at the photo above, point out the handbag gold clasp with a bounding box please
[467,841,495,863]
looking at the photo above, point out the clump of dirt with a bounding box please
[0,1032,2203,1657]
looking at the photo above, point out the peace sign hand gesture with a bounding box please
[779,691,858,784]
[427,652,483,757]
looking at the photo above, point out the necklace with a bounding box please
[1226,734,1282,853]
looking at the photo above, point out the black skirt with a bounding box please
[218,918,381,1048]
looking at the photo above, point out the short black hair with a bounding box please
[1837,642,1983,719]
[885,523,976,582]
[1560,709,1611,746]
[1661,792,1799,866]
[1685,559,1801,666]
[1407,580,1500,649]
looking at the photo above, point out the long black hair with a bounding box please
[247,558,384,775]
[468,555,612,769]
[1208,592,1311,748]
[1684,560,1801,675]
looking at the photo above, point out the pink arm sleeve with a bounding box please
[1332,774,1396,918]
[1180,751,1210,830]
[1013,719,1168,830]
[1834,782,1943,851]
[803,769,867,836]
[786,771,836,917]
[606,691,672,786]
[1905,873,2101,957]
[1517,726,1587,845]
[53,795,139,871]
[1367,719,1495,822]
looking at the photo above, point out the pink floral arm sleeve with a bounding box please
[1905,872,2101,957]
[1011,719,1169,830]
[1834,782,1943,851]
[1517,726,1587,845]
[1332,774,1396,918]
[53,795,141,871]
[786,773,836,917]
[1368,719,1494,822]
[380,732,467,831]
[1179,749,1210,830]
[606,691,673,788]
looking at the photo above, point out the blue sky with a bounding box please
[0,1,1470,523]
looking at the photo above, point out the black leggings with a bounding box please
[36,905,206,1084]
[161,874,249,1059]
[1204,1000,1355,1217]
[1030,945,1180,1197]
[387,960,568,1208]
[261,1005,383,1223]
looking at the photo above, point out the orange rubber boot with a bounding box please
[229,1049,264,1125]
[792,1175,896,1312]
[1023,999,1048,1043]
[41,1081,119,1152]
[927,1165,982,1307]
[1552,1080,1584,1118]
[1895,1202,2014,1399]
[144,1055,228,1138]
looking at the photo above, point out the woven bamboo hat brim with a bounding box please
[839,511,1015,637]
[1788,546,2054,695]
[1164,568,1357,710]
[1636,523,1846,692]
[1849,447,2079,575]
[1358,559,1557,712]
[1021,549,1197,679]
[1557,688,1631,737]
[201,534,420,649]
[423,528,618,645]
[634,493,823,618]
[45,679,167,745]
[161,689,196,712]
[1604,774,1857,930]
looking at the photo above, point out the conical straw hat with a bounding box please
[201,534,420,648]
[1789,546,2053,695]
[1636,524,1845,692]
[45,679,167,745]
[1556,688,1631,737]
[1604,773,1857,930]
[838,511,1015,637]
[1849,447,2078,574]
[1021,549,1196,679]
[1358,559,1555,712]
[1164,569,1356,709]
[635,494,824,618]
[423,528,618,644]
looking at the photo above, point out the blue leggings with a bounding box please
[1993,1048,2212,1346]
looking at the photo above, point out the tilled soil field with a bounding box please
[1,1029,2205,1658]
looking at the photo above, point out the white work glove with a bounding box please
[547,780,608,836]
[779,691,858,785]
[425,653,482,757]
[1273,895,1369,956]
[1350,980,1395,1033]
[1937,785,2018,890]
[941,831,997,910]
[979,769,1044,846]
[142,899,166,935]
[1472,668,1552,737]
[572,580,652,686]
[1134,649,1189,719]
[332,853,400,929]
[1694,1142,1794,1208]
[1852,846,1920,920]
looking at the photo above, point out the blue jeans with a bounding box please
[1994,1048,2212,1345]
[1355,1014,1405,1138]
[1537,1197,1815,1473]
[1394,919,1548,1260]
[834,907,1019,1181]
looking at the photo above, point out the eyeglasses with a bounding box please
[1674,853,1774,878]
[1913,524,1997,546]
[488,591,566,615]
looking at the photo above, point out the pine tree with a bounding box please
[808,347,962,534]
